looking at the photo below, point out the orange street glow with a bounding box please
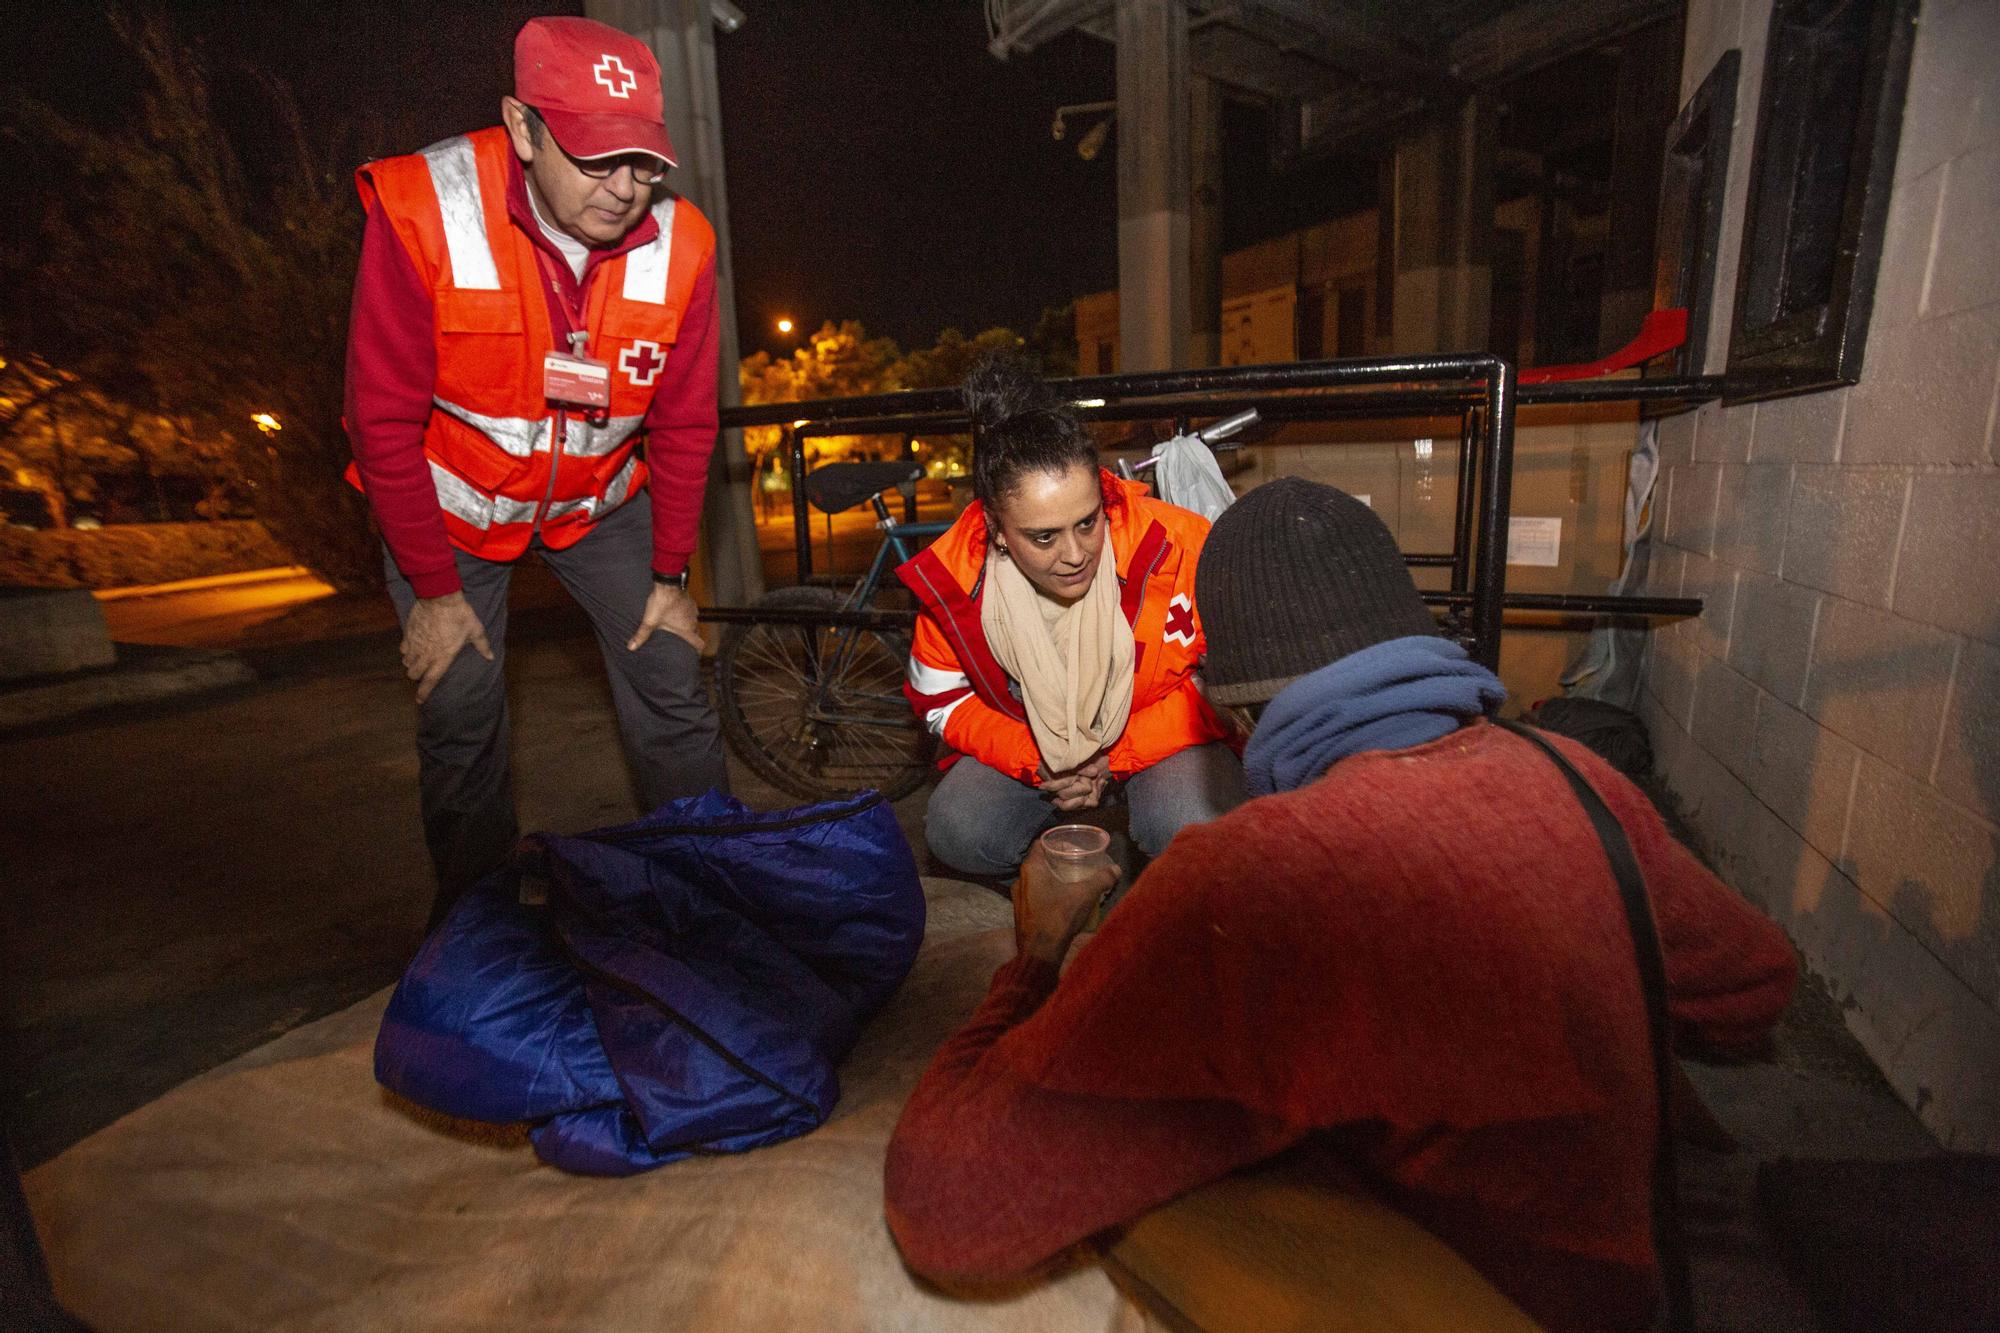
[251,412,283,434]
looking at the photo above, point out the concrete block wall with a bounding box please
[1640,0,2000,1148]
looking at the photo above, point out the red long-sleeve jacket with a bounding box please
[884,720,1797,1332]
[343,147,719,598]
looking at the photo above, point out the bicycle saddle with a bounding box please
[805,461,924,515]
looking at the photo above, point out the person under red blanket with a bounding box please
[883,478,1797,1333]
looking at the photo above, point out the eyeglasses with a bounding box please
[527,107,670,186]
[562,146,670,187]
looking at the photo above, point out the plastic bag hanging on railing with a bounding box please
[1148,433,1237,521]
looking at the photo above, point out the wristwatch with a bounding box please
[652,569,691,591]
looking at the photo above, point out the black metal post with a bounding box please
[1451,407,1479,593]
[787,426,811,584]
[1421,591,1704,616]
[1470,360,1517,670]
[697,591,1706,630]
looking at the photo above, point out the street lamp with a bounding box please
[251,412,282,435]
[776,317,794,335]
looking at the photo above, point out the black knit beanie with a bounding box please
[1196,477,1439,705]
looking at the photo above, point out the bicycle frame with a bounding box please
[793,498,953,734]
[853,500,953,615]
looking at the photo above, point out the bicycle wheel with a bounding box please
[716,585,936,802]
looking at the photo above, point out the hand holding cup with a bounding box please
[1013,826,1118,964]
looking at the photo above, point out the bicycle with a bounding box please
[714,461,950,802]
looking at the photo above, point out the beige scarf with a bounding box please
[980,539,1135,773]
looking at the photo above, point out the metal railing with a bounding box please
[715,356,1717,669]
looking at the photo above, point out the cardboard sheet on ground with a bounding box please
[27,879,1136,1332]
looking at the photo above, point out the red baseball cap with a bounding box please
[514,16,677,168]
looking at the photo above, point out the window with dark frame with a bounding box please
[1652,49,1741,379]
[1723,0,1920,401]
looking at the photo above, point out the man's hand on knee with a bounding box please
[629,583,703,653]
[402,591,493,704]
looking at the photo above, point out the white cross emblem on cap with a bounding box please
[594,54,637,99]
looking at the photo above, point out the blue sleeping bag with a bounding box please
[374,790,926,1175]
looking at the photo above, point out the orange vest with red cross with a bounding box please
[353,125,715,560]
[897,471,1233,783]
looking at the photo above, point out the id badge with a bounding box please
[544,351,611,409]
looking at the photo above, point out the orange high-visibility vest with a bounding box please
[355,126,715,559]
[897,471,1232,782]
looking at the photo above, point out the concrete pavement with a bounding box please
[1,577,1947,1331]
[0,569,339,736]
[93,567,336,647]
[0,600,929,1168]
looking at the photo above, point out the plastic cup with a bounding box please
[1040,824,1113,883]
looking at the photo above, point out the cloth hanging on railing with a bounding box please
[1562,417,1659,709]
[1149,433,1236,521]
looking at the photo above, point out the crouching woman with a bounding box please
[897,357,1244,879]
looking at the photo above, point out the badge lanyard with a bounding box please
[538,248,611,419]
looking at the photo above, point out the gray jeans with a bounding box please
[924,741,1246,879]
[385,498,728,923]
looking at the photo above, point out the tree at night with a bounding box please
[0,15,375,587]
[737,312,1074,489]
[0,355,248,528]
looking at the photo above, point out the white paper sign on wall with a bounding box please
[1507,516,1562,567]
[1354,494,1371,508]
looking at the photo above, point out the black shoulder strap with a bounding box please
[1495,718,1692,1333]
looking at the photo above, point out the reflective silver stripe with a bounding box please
[906,657,970,695]
[492,495,540,527]
[434,397,549,458]
[925,692,972,738]
[546,454,642,523]
[420,136,501,291]
[562,413,645,458]
[621,198,676,304]
[428,460,494,530]
[598,452,641,510]
[434,403,640,460]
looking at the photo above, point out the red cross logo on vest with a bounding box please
[619,339,665,387]
[594,54,637,99]
[1163,593,1196,646]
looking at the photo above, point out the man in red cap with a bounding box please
[345,16,729,929]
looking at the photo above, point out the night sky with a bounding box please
[716,1,1117,353]
[3,1,1373,355]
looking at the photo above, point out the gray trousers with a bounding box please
[924,741,1246,879]
[385,498,728,924]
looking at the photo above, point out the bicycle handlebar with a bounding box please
[1198,408,1260,444]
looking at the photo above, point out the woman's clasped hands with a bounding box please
[1038,753,1111,812]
